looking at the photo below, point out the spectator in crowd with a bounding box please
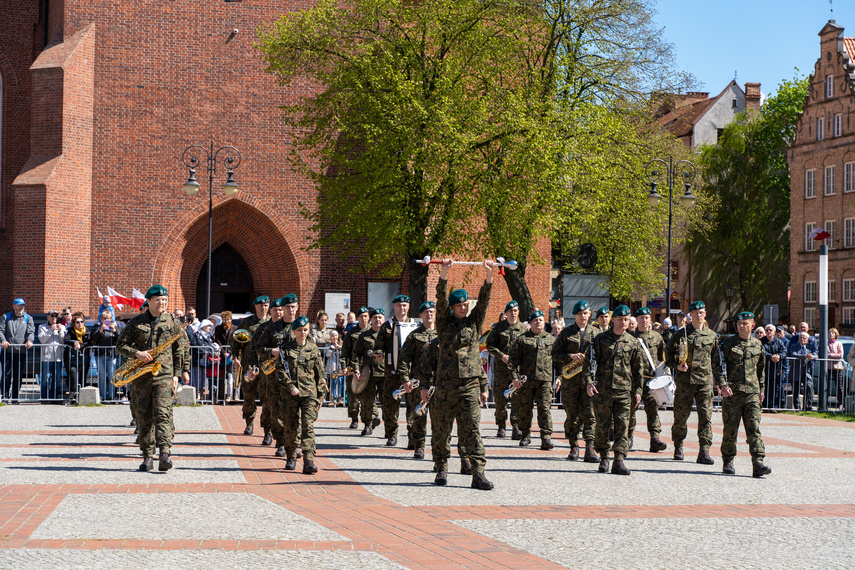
[661,317,674,344]
[98,297,116,322]
[653,321,663,334]
[91,309,120,402]
[334,313,347,338]
[186,307,200,332]
[60,307,73,327]
[325,330,344,406]
[761,324,788,408]
[191,319,218,401]
[788,322,817,353]
[37,309,66,401]
[628,316,637,333]
[827,328,845,410]
[776,326,789,343]
[214,311,234,402]
[311,311,332,348]
[0,298,36,402]
[788,325,796,335]
[550,312,564,338]
[754,326,765,340]
[787,331,817,410]
[63,312,92,402]
[345,311,358,333]
[173,309,185,324]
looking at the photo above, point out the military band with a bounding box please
[485,301,526,439]
[234,296,270,436]
[630,307,668,453]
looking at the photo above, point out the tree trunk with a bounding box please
[407,259,430,318]
[502,261,535,318]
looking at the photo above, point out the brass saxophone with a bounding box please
[232,328,252,392]
[112,331,185,387]
[561,359,584,379]
[677,336,688,366]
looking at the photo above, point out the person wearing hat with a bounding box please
[584,305,643,475]
[630,307,668,453]
[486,300,527,439]
[377,294,418,447]
[665,300,724,464]
[37,309,67,401]
[423,258,499,490]
[342,306,377,429]
[232,295,270,436]
[592,306,610,332]
[116,286,191,472]
[0,298,35,402]
[276,316,326,474]
[552,300,599,462]
[718,311,771,477]
[507,309,556,450]
[352,308,388,435]
[395,301,438,459]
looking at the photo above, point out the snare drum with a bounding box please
[647,374,675,407]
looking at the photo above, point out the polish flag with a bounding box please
[130,288,146,310]
[96,287,105,303]
[809,227,831,241]
[107,286,133,309]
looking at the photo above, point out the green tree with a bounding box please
[685,74,810,318]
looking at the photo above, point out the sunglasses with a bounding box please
[74,320,85,325]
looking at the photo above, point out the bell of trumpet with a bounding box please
[233,328,252,344]
[561,359,584,379]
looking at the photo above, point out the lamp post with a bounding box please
[181,143,241,318]
[645,157,696,321]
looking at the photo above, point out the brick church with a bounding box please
[2,1,549,318]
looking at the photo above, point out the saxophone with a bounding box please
[561,360,584,379]
[677,336,688,366]
[112,331,185,387]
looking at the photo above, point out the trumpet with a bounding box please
[415,386,435,416]
[260,356,276,376]
[393,378,419,400]
[561,359,584,379]
[504,375,527,398]
[243,365,260,383]
[332,366,354,378]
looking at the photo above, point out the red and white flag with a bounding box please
[130,288,146,310]
[96,287,105,303]
[808,227,831,241]
[107,286,133,309]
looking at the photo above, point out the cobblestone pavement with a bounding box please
[0,402,852,569]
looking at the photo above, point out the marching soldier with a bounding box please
[395,301,438,459]
[116,285,190,472]
[719,311,771,478]
[342,306,376,429]
[422,258,497,490]
[377,295,416,447]
[247,298,284,447]
[665,300,723,465]
[277,316,326,474]
[485,301,526,439]
[351,308,386,435]
[630,307,668,453]
[552,300,599,462]
[234,295,270,435]
[592,306,611,331]
[584,305,643,476]
[507,309,555,450]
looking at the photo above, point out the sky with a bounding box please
[652,0,855,98]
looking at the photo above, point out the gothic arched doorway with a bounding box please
[196,243,254,314]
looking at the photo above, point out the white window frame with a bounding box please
[834,113,843,137]
[804,308,817,329]
[825,220,837,249]
[826,74,834,99]
[845,218,855,248]
[805,169,817,198]
[844,307,855,325]
[825,165,836,196]
[845,162,855,193]
[817,117,825,141]
[805,222,817,252]
[844,279,855,302]
[805,281,817,303]
[829,280,836,302]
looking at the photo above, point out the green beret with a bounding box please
[369,308,385,318]
[281,293,298,306]
[735,311,755,322]
[596,306,610,317]
[392,295,410,304]
[253,295,270,305]
[505,300,519,312]
[572,300,589,315]
[689,300,705,311]
[145,285,168,299]
[269,298,283,308]
[291,315,310,329]
[418,301,435,314]
[449,289,469,306]
[612,305,631,317]
[141,301,149,309]
[356,306,369,316]
[528,309,544,322]
[634,307,651,317]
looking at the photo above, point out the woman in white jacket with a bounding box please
[37,310,66,401]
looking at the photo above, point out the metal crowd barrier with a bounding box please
[761,356,853,413]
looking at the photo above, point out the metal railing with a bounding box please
[762,356,854,413]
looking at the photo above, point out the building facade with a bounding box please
[1,1,549,320]
[789,21,855,334]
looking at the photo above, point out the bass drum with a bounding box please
[352,365,371,394]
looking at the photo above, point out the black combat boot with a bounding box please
[696,450,714,465]
[261,431,273,446]
[158,450,173,472]
[460,458,473,475]
[541,437,554,450]
[275,446,286,457]
[649,438,667,452]
[434,470,448,485]
[386,435,398,447]
[511,426,523,440]
[519,434,531,447]
[752,462,772,478]
[284,458,297,471]
[611,459,630,475]
[372,417,382,428]
[243,422,254,436]
[362,425,373,436]
[302,460,318,475]
[471,472,494,490]
[583,442,599,463]
[723,461,735,475]
[496,425,506,438]
[414,448,425,460]
[598,457,609,473]
[407,433,415,450]
[673,446,684,461]
[295,448,302,459]
[139,457,154,472]
[349,420,359,429]
[567,444,579,461]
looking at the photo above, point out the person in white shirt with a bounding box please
[38,310,66,401]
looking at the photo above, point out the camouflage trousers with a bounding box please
[671,381,714,451]
[404,389,423,448]
[628,382,661,439]
[720,391,765,463]
[346,376,363,422]
[592,385,631,461]
[258,373,273,433]
[281,394,319,461]
[131,375,175,458]
[241,372,261,423]
[430,376,485,474]
[380,375,403,438]
[263,376,286,443]
[492,371,518,429]
[516,380,553,438]
[356,376,381,426]
[560,378,595,445]
[427,397,471,463]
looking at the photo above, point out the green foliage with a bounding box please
[686,74,810,315]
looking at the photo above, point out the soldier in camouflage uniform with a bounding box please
[486,300,526,439]
[351,308,386,435]
[116,285,190,472]
[395,301,437,459]
[277,316,326,474]
[233,296,270,435]
[422,258,498,490]
[342,307,376,429]
[377,295,416,447]
[247,298,283,447]
[553,300,599,462]
[592,306,610,332]
[630,307,668,453]
[719,311,772,478]
[507,309,555,450]
[665,300,723,465]
[584,305,643,475]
